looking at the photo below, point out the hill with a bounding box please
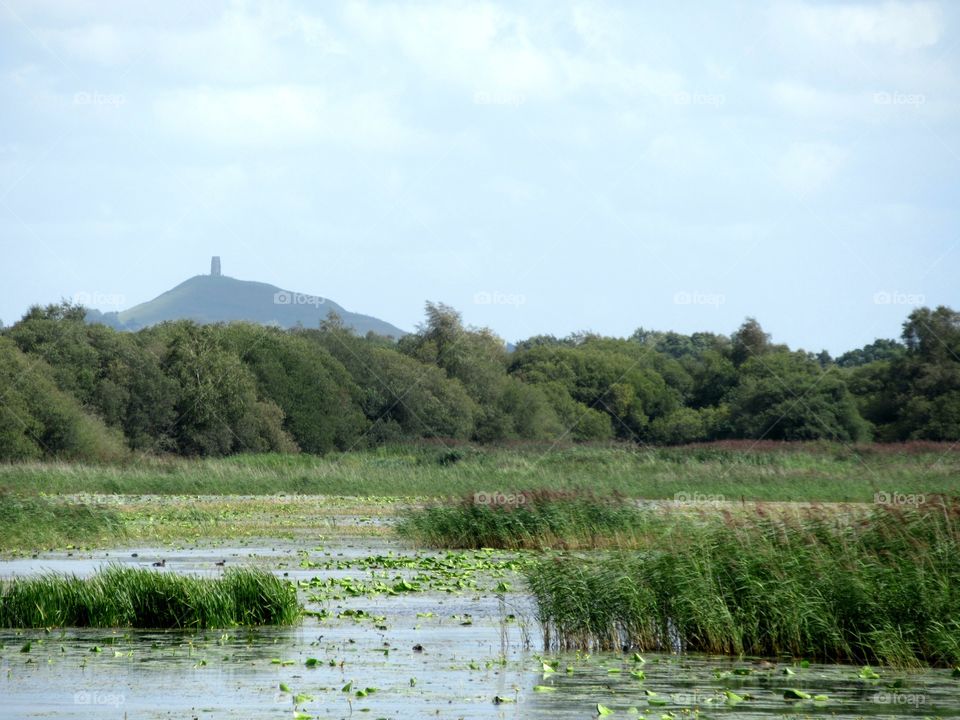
[86,270,406,337]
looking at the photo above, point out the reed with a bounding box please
[525,499,960,667]
[396,491,649,549]
[0,567,300,628]
[0,489,124,549]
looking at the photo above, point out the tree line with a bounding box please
[0,302,958,461]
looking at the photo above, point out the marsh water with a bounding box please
[1,536,957,719]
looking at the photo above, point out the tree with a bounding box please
[731,317,772,365]
[726,351,869,442]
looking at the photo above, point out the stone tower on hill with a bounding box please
[210,256,221,276]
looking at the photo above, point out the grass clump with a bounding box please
[0,489,125,550]
[397,491,647,549]
[525,499,960,667]
[0,567,300,628]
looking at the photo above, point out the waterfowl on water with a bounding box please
[215,560,226,567]
[151,559,166,567]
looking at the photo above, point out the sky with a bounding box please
[0,1,957,355]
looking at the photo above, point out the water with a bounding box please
[2,538,958,719]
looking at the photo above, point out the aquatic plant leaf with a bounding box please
[723,690,744,705]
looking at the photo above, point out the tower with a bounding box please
[211,256,221,276]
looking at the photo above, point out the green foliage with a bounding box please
[154,321,295,455]
[219,324,366,452]
[727,352,870,442]
[0,336,128,461]
[3,301,960,460]
[0,442,956,501]
[844,306,960,441]
[0,567,300,628]
[310,323,477,441]
[398,492,649,549]
[526,500,960,667]
[0,490,124,549]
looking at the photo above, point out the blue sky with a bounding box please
[1,1,957,354]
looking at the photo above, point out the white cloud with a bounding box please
[772,1,943,51]
[152,85,418,151]
[343,1,683,102]
[776,141,848,196]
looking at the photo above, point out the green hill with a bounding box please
[87,272,406,337]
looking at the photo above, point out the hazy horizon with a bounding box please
[2,1,958,354]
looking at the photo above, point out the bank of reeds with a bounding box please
[0,567,300,628]
[0,489,125,550]
[525,499,960,667]
[396,491,649,549]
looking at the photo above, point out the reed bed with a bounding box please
[2,441,956,502]
[525,499,960,667]
[396,491,650,549]
[0,567,300,628]
[0,489,124,549]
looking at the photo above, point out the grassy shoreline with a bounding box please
[1,441,957,501]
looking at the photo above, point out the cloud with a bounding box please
[772,1,943,52]
[342,1,683,102]
[776,141,848,196]
[152,85,419,151]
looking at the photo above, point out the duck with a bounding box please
[151,559,166,567]
[214,560,226,567]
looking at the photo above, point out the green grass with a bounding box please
[0,489,125,549]
[397,491,651,549]
[525,499,960,667]
[0,441,956,502]
[0,567,300,628]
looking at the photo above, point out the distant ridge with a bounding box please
[85,261,406,337]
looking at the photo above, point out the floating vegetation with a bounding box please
[526,500,960,667]
[298,549,526,600]
[0,567,300,628]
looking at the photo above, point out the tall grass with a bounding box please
[0,441,956,501]
[0,567,300,628]
[525,499,960,667]
[397,491,649,549]
[0,489,125,549]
